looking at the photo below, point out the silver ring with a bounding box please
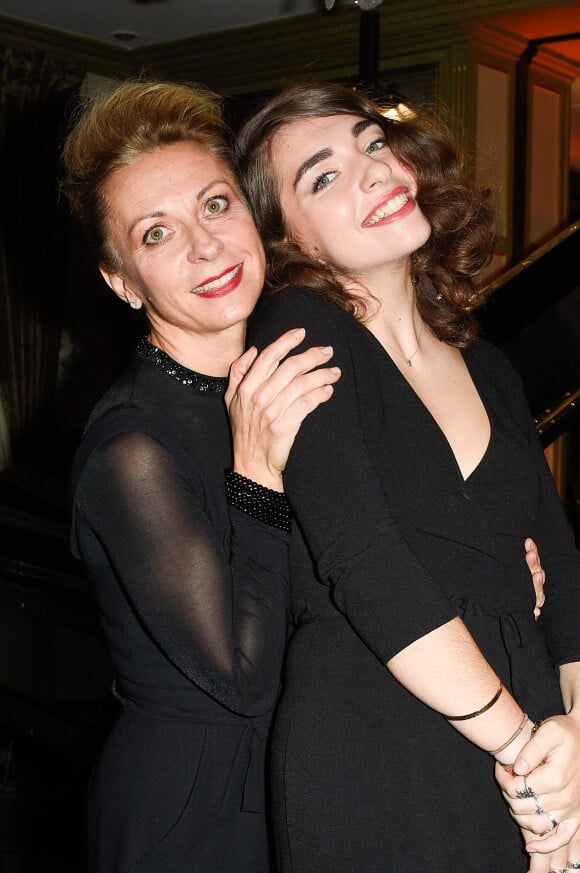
[549,869,567,873]
[516,775,537,800]
[540,811,559,835]
[567,864,580,869]
[534,794,545,816]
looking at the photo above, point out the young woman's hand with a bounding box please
[226,328,340,490]
[496,713,580,850]
[524,820,580,872]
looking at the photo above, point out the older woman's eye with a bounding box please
[143,226,168,245]
[205,195,229,215]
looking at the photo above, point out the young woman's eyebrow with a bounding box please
[292,119,377,189]
[352,118,375,137]
[293,148,333,189]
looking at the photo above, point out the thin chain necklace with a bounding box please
[383,318,425,368]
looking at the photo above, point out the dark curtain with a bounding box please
[0,44,84,467]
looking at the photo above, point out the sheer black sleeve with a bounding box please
[248,287,457,663]
[74,430,290,716]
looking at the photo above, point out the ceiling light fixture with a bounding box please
[112,30,139,41]
[325,0,383,9]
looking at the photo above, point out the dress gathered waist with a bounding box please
[113,676,272,733]
[113,677,270,818]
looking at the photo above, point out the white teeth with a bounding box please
[193,264,240,294]
[367,192,409,224]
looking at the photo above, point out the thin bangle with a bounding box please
[501,721,541,771]
[489,712,529,757]
[444,681,503,722]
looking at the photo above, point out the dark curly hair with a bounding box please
[236,82,495,347]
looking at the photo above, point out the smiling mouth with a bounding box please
[364,190,411,225]
[192,264,242,296]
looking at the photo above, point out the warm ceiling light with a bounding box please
[381,102,416,121]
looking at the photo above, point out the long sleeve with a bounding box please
[248,287,457,663]
[73,429,289,716]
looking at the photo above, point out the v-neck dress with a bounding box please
[69,340,290,873]
[247,285,580,873]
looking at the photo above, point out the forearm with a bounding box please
[560,662,580,716]
[387,616,534,763]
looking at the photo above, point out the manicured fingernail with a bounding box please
[320,346,333,355]
[329,367,341,375]
[293,328,306,337]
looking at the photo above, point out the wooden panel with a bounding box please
[476,63,511,237]
[528,83,563,244]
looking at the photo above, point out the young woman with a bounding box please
[61,80,340,873]
[237,82,580,873]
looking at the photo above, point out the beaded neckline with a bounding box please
[137,337,228,394]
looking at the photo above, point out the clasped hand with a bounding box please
[226,328,340,490]
[496,713,580,871]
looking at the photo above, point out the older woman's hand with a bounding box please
[524,537,546,619]
[226,328,340,490]
[496,714,580,851]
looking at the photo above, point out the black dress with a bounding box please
[70,340,290,873]
[248,286,580,873]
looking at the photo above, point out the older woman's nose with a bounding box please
[187,224,224,260]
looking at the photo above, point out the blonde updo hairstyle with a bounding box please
[61,80,231,274]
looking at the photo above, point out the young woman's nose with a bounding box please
[187,224,224,261]
[359,153,391,191]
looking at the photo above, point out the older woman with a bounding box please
[237,82,580,873]
[61,81,340,873]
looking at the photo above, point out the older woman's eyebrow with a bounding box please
[129,210,165,235]
[127,178,233,235]
[293,148,333,189]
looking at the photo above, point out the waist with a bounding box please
[113,676,272,733]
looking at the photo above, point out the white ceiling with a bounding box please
[0,0,337,48]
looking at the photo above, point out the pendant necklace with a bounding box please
[384,318,425,368]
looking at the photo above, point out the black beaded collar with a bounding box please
[137,337,228,394]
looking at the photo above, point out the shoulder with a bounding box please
[252,284,343,320]
[469,337,533,429]
[248,285,353,349]
[470,336,524,388]
[83,354,144,431]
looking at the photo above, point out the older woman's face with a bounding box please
[271,114,431,287]
[101,140,265,343]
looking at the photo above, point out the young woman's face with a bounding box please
[102,140,266,343]
[271,114,432,287]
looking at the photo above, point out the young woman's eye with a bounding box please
[204,195,229,215]
[143,225,168,245]
[312,171,337,193]
[367,138,387,155]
